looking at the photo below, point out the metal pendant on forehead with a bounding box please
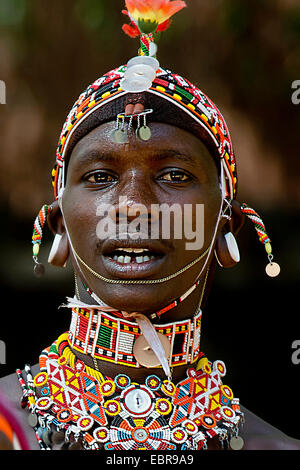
[112,128,129,144]
[136,125,151,141]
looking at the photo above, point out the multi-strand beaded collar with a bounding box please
[68,305,202,370]
[17,301,245,451]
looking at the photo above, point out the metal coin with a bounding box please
[265,262,280,278]
[229,436,244,450]
[34,263,45,278]
[137,125,151,141]
[112,129,128,144]
[27,413,38,428]
[133,333,171,368]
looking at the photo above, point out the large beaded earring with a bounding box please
[241,203,280,277]
[32,204,52,277]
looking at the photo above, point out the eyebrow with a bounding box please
[74,148,200,168]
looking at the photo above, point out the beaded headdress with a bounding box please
[32,0,280,279]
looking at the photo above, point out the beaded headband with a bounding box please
[53,69,236,201]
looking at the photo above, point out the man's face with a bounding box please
[62,121,221,315]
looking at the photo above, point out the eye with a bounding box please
[84,171,117,185]
[159,170,192,183]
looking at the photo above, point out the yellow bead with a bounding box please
[265,242,272,255]
[196,357,210,372]
[33,243,40,256]
[173,93,182,101]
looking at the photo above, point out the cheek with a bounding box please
[183,183,222,248]
[62,189,101,253]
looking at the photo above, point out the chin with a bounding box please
[92,282,177,315]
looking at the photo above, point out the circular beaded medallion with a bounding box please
[58,356,68,366]
[78,415,94,431]
[109,414,171,450]
[155,398,172,416]
[183,419,198,436]
[214,360,226,377]
[121,385,155,417]
[115,374,131,390]
[93,426,110,443]
[57,408,72,423]
[40,386,50,396]
[132,427,149,443]
[75,360,85,372]
[161,380,176,397]
[145,375,161,391]
[171,427,188,444]
[33,372,48,388]
[199,414,217,429]
[100,380,116,397]
[36,397,52,411]
[105,400,121,417]
[221,385,233,400]
[220,406,236,422]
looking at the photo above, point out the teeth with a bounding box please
[114,255,153,264]
[115,248,149,254]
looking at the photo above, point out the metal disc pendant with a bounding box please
[266,262,280,277]
[133,333,171,368]
[137,125,151,141]
[34,263,45,278]
[112,129,128,144]
[28,413,38,428]
[229,435,244,450]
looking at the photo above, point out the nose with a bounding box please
[113,171,160,224]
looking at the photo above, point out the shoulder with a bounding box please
[0,366,40,450]
[241,406,300,450]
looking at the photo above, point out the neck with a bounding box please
[68,275,207,384]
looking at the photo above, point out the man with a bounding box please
[0,1,299,450]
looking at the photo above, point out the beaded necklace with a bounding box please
[17,323,245,451]
[67,306,202,370]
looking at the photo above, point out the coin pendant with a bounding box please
[229,435,244,450]
[137,126,151,141]
[266,262,280,277]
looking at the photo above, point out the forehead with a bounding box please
[68,120,219,173]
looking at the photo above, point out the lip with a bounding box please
[99,236,172,280]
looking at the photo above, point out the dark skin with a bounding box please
[0,120,299,450]
[61,121,223,317]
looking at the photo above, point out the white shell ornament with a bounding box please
[120,55,159,93]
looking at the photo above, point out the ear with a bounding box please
[215,200,245,268]
[47,200,69,267]
[228,200,246,237]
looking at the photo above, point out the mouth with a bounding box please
[100,240,170,279]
